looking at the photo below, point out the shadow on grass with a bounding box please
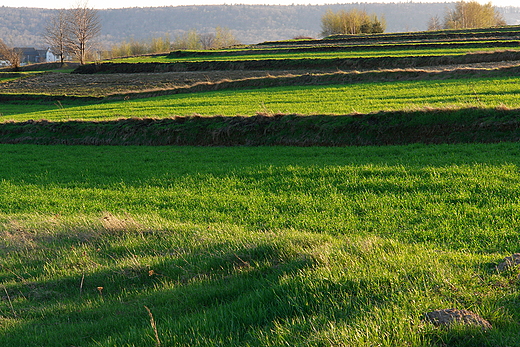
[0,241,354,346]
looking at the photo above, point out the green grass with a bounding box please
[1,143,520,346]
[3,76,520,121]
[108,45,520,63]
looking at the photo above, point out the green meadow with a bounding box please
[4,76,520,121]
[110,45,520,63]
[1,143,520,346]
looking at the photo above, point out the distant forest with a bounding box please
[1,3,520,48]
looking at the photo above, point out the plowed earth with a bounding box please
[0,70,311,97]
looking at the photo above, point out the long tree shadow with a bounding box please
[0,240,353,346]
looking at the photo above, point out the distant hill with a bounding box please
[1,3,520,48]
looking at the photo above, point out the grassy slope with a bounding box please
[2,28,520,347]
[108,45,520,63]
[3,76,520,121]
[1,143,520,346]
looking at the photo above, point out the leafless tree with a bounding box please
[199,33,216,50]
[66,2,101,64]
[43,9,70,65]
[0,39,22,69]
[427,15,443,31]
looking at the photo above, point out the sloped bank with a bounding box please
[73,50,520,74]
[1,107,519,146]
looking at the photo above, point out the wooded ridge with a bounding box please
[1,3,520,48]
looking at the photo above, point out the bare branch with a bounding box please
[66,3,101,64]
[43,9,70,64]
[0,39,22,69]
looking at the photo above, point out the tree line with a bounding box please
[427,1,505,31]
[0,3,102,67]
[321,9,386,36]
[1,2,241,66]
[107,27,240,59]
[3,3,519,50]
[43,4,100,65]
[321,1,505,37]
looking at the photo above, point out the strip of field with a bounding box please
[1,143,519,346]
[110,42,520,63]
[103,64,520,100]
[75,50,520,73]
[1,108,519,146]
[3,62,520,98]
[3,75,520,121]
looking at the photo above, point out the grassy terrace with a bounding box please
[108,45,520,63]
[1,143,520,346]
[265,25,520,46]
[3,75,520,121]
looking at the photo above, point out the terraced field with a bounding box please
[1,25,520,347]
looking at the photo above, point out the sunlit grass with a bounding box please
[3,76,520,121]
[108,45,520,63]
[1,143,520,346]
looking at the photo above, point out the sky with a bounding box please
[1,0,519,9]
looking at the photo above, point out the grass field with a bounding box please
[109,46,520,63]
[1,143,520,346]
[2,25,520,347]
[3,75,520,121]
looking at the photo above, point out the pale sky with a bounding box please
[1,0,519,10]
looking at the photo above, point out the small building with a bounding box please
[17,47,40,64]
[14,47,60,65]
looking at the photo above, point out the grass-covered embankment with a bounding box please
[75,50,520,73]
[1,143,520,346]
[3,72,520,146]
[1,107,520,146]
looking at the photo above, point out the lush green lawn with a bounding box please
[3,76,520,121]
[1,143,520,346]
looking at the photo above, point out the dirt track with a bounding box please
[2,60,520,97]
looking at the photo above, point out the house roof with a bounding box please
[14,47,39,55]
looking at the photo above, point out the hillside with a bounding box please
[1,3,520,48]
[2,20,520,347]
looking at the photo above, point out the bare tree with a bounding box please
[43,9,70,65]
[214,27,240,49]
[427,15,443,31]
[199,33,216,50]
[66,3,101,64]
[0,39,22,69]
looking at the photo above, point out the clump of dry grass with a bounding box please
[101,212,142,233]
[0,220,37,251]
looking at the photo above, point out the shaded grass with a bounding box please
[2,107,520,146]
[1,143,520,346]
